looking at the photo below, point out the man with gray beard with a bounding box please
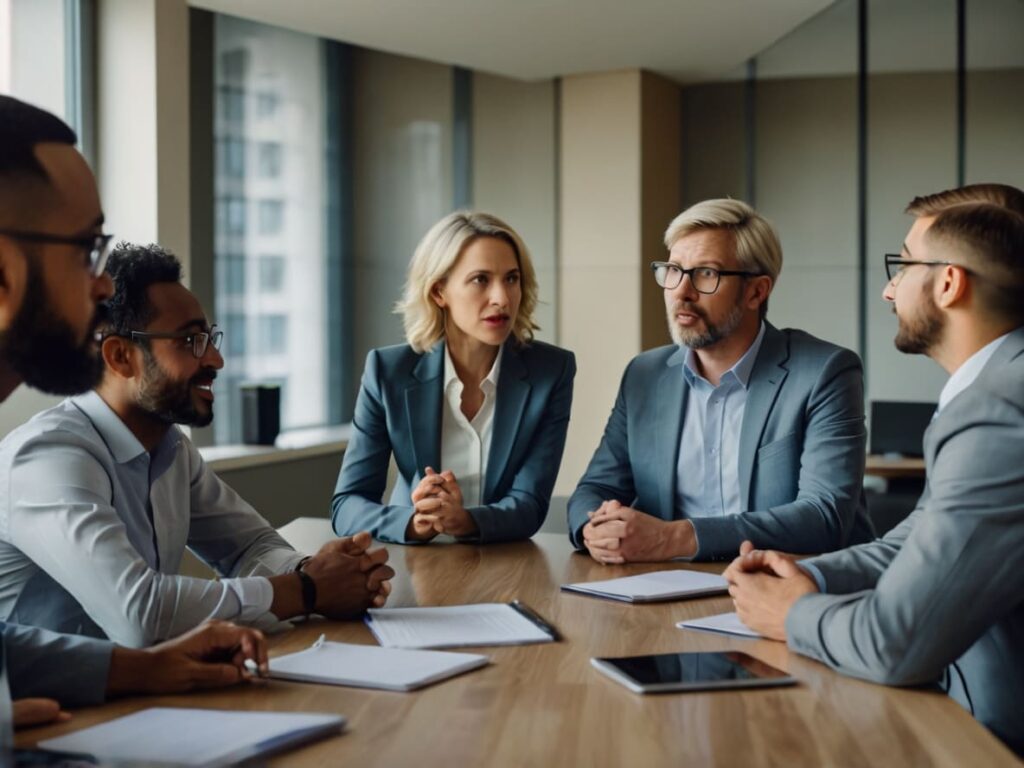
[568,199,874,562]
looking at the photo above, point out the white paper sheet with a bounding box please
[270,640,489,691]
[38,708,344,767]
[562,569,728,603]
[677,611,763,638]
[366,603,555,648]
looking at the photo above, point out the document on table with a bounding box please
[366,602,558,649]
[677,611,763,638]
[270,636,489,691]
[37,708,345,767]
[562,569,728,603]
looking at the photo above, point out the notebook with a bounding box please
[37,708,345,767]
[366,601,558,649]
[677,611,763,638]
[270,635,489,691]
[562,569,728,603]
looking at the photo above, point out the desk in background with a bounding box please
[17,525,1017,767]
[865,454,927,480]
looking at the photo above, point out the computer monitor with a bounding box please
[869,400,937,457]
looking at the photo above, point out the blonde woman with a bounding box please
[331,212,576,543]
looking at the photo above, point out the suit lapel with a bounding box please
[738,325,790,508]
[658,347,689,518]
[405,344,444,473]
[486,342,530,501]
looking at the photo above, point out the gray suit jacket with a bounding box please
[568,324,873,559]
[1,620,112,706]
[787,327,1024,756]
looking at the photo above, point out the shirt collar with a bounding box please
[683,321,766,390]
[443,342,504,393]
[71,390,181,465]
[937,331,1011,412]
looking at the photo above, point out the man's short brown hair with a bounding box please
[925,202,1024,325]
[906,183,1024,217]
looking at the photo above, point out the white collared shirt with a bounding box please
[439,344,503,507]
[937,332,1010,413]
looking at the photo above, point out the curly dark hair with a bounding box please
[102,242,183,337]
[0,95,77,182]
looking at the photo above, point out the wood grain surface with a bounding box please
[17,527,1018,767]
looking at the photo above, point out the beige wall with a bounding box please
[557,69,680,497]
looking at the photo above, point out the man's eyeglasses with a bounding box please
[650,261,762,294]
[0,229,114,277]
[884,253,964,283]
[125,327,224,359]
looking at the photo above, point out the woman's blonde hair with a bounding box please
[396,211,540,353]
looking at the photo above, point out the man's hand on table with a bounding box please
[724,540,818,641]
[582,501,697,564]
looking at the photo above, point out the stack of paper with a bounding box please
[38,708,345,767]
[366,602,557,649]
[270,640,489,691]
[562,569,728,603]
[677,611,763,638]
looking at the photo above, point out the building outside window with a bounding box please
[213,14,333,443]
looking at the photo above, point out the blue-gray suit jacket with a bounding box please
[331,339,575,544]
[1,621,112,707]
[787,327,1024,756]
[569,323,873,560]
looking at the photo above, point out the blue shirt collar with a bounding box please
[71,390,181,466]
[683,321,767,390]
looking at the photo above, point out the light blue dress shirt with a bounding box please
[676,323,767,523]
[0,391,305,647]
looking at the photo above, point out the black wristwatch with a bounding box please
[295,559,317,618]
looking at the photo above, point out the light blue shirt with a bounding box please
[803,330,1012,592]
[676,323,766,521]
[0,391,305,647]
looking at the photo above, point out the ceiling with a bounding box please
[188,0,837,83]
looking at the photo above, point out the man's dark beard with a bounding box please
[136,350,216,427]
[893,280,944,355]
[0,256,106,395]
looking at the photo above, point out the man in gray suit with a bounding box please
[570,199,873,562]
[726,189,1024,755]
[0,95,270,736]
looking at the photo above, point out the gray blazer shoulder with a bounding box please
[787,327,1024,755]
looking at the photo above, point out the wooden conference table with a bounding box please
[18,523,1018,767]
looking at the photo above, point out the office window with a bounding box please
[256,315,287,355]
[257,142,283,178]
[259,256,286,293]
[0,0,93,159]
[256,91,279,118]
[212,14,335,442]
[257,199,284,235]
[223,313,247,357]
[218,138,246,178]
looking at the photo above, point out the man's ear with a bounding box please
[934,264,969,309]
[101,336,139,380]
[746,275,772,312]
[0,239,29,332]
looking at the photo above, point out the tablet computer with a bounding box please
[591,651,796,694]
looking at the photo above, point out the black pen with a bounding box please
[508,600,561,641]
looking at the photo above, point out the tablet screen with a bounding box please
[593,651,792,692]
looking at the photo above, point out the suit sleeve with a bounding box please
[331,350,416,543]
[464,352,576,543]
[689,347,868,559]
[2,621,113,706]
[567,360,639,548]
[785,397,1024,686]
